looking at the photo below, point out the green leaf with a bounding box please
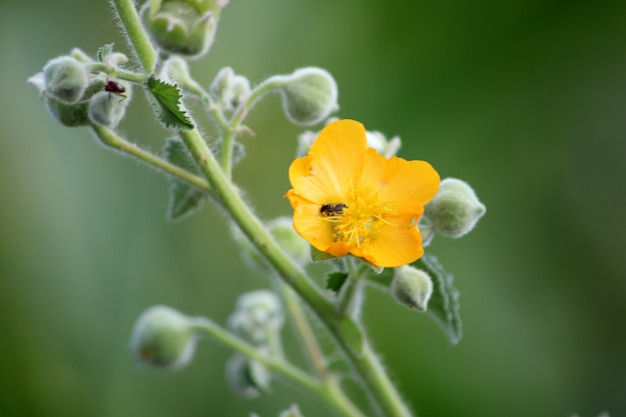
[338,317,364,357]
[96,43,115,62]
[163,138,206,221]
[326,271,349,293]
[415,254,462,345]
[147,76,194,130]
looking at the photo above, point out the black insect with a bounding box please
[320,203,348,217]
[104,79,127,101]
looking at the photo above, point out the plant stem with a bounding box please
[277,284,330,381]
[178,128,412,417]
[338,257,365,317]
[191,317,366,417]
[90,124,211,193]
[110,0,156,72]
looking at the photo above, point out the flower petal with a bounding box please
[306,119,367,199]
[361,213,424,267]
[291,199,336,252]
[378,156,440,215]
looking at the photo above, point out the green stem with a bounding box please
[110,0,156,72]
[191,317,366,417]
[90,124,211,193]
[277,284,330,381]
[338,257,365,317]
[85,64,148,83]
[178,128,412,417]
[219,77,285,177]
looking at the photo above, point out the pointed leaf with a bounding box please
[96,43,115,62]
[415,254,462,345]
[326,271,349,293]
[163,138,206,221]
[147,76,194,130]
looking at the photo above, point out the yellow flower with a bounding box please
[285,119,440,268]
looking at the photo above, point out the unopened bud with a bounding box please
[140,0,228,57]
[391,266,433,312]
[424,178,486,238]
[43,56,89,103]
[210,67,251,114]
[88,80,131,127]
[129,306,197,370]
[228,290,284,345]
[233,217,309,270]
[225,353,271,398]
[278,67,338,126]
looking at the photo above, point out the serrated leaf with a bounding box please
[326,271,349,293]
[415,254,462,345]
[96,43,114,62]
[147,76,194,130]
[163,138,206,221]
[338,317,364,357]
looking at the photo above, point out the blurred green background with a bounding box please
[1,0,625,416]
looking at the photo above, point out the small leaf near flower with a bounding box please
[96,43,115,63]
[147,76,194,130]
[326,271,349,294]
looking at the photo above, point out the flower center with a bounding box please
[321,185,394,247]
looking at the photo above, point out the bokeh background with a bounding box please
[1,0,625,416]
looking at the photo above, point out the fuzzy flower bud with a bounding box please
[43,56,88,103]
[225,353,271,398]
[129,306,197,370]
[391,266,433,312]
[280,405,304,417]
[87,80,132,128]
[233,217,310,270]
[278,67,338,126]
[210,67,251,114]
[424,178,486,238]
[141,0,228,57]
[228,291,284,346]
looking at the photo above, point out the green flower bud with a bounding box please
[391,266,433,312]
[225,353,271,398]
[232,217,309,270]
[278,67,338,126]
[45,97,91,127]
[424,178,486,238]
[228,290,284,345]
[267,217,309,266]
[87,80,131,127]
[141,0,228,57]
[129,306,197,370]
[210,67,251,114]
[43,56,88,103]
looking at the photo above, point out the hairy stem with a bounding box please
[179,128,412,417]
[191,317,366,417]
[91,124,211,193]
[110,0,156,72]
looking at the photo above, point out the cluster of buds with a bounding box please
[28,52,132,128]
[226,291,285,397]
